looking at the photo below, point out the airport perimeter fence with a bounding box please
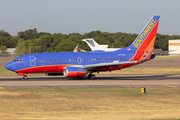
[0,53,14,57]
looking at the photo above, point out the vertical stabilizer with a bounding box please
[126,16,160,61]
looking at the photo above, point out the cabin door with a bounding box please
[29,55,36,66]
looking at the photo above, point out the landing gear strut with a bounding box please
[88,73,95,79]
[23,76,28,80]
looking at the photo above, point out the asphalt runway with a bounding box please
[0,75,180,89]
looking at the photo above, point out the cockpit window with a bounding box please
[13,59,23,62]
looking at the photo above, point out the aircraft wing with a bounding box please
[83,61,138,72]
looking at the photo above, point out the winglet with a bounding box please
[141,47,155,61]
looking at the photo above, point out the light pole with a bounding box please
[43,43,47,53]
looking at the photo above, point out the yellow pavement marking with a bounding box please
[163,84,178,88]
[0,87,5,89]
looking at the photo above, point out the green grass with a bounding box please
[0,66,16,76]
[0,88,180,120]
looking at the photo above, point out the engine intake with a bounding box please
[63,66,85,78]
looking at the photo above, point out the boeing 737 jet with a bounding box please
[82,38,120,51]
[5,16,160,80]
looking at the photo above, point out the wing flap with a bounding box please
[83,61,138,71]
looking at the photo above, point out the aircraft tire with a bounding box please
[88,74,95,79]
[23,76,28,80]
[91,74,95,79]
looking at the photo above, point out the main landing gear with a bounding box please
[88,73,95,79]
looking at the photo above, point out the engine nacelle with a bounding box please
[63,66,85,78]
[46,73,63,76]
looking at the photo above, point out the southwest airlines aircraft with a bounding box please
[5,16,160,80]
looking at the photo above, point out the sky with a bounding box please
[0,0,180,36]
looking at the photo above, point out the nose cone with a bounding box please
[5,62,15,71]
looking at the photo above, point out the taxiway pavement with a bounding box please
[0,75,180,89]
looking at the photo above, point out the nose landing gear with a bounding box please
[23,76,28,80]
[17,72,28,80]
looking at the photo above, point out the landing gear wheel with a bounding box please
[23,76,28,80]
[88,74,95,79]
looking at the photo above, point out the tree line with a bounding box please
[0,28,180,55]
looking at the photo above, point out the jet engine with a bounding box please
[63,66,85,78]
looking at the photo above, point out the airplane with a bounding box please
[82,38,120,51]
[5,15,160,80]
[73,44,79,52]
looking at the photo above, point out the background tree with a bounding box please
[15,39,26,56]
[0,30,18,48]
[0,45,7,53]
